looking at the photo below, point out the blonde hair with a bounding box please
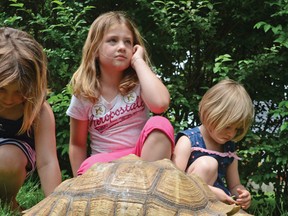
[70,11,150,103]
[0,27,47,134]
[199,79,254,142]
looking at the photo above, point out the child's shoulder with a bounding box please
[175,126,201,142]
[39,101,54,118]
[178,126,200,136]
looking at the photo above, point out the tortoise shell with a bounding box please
[23,154,250,215]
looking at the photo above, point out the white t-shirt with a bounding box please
[66,85,149,155]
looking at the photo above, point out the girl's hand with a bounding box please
[220,192,236,205]
[235,188,251,209]
[210,186,236,205]
[131,45,144,68]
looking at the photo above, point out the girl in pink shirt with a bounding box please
[67,11,174,176]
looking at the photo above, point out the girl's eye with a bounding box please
[225,126,231,130]
[124,40,132,45]
[108,39,117,44]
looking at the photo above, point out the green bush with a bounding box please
[0,1,287,215]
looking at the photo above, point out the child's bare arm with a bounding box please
[131,45,170,114]
[35,102,61,196]
[226,159,251,209]
[172,136,191,171]
[69,117,89,176]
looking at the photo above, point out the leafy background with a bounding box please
[0,0,287,215]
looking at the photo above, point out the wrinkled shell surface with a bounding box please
[23,155,246,216]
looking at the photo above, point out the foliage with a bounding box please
[0,0,287,214]
[138,0,222,131]
[1,0,94,90]
[272,100,288,132]
[0,0,95,176]
[0,176,44,216]
[239,1,288,213]
[17,177,44,210]
[48,87,72,173]
[138,0,288,214]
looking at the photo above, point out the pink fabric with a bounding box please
[192,147,242,160]
[77,116,174,175]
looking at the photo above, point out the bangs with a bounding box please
[204,92,252,133]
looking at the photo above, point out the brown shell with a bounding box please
[23,154,250,216]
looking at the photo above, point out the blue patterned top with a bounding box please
[175,127,241,195]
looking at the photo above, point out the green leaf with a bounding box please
[9,3,24,8]
[263,24,271,32]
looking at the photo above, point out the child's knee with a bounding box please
[199,156,218,172]
[148,130,174,151]
[146,116,174,137]
[0,146,27,175]
[188,156,218,178]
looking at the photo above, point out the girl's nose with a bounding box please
[227,128,237,139]
[118,41,126,50]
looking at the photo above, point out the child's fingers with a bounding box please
[226,196,236,205]
[235,198,251,209]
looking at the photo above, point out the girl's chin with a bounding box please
[218,139,230,144]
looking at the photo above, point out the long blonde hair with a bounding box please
[199,79,254,142]
[0,27,47,134]
[70,11,150,103]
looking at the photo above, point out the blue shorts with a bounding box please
[0,138,36,178]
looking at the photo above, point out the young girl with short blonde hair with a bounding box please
[173,79,254,210]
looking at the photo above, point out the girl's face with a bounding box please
[98,23,134,72]
[207,124,240,145]
[0,82,25,109]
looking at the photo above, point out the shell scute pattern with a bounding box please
[23,154,251,216]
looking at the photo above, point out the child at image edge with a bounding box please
[172,79,254,210]
[66,11,174,176]
[0,27,61,210]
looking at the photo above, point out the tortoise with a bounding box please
[23,154,252,216]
